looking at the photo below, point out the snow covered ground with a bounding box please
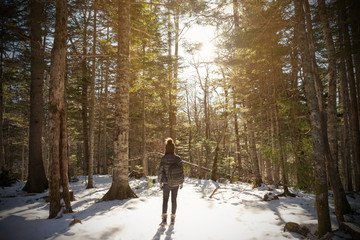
[0,175,359,240]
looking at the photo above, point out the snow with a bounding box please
[0,175,358,240]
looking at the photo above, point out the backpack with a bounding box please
[167,161,184,188]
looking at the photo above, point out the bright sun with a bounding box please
[183,25,216,61]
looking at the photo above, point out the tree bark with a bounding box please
[294,0,331,236]
[48,0,72,218]
[23,0,48,193]
[167,0,176,141]
[211,144,220,181]
[247,118,262,187]
[304,0,325,113]
[0,20,4,170]
[81,9,89,177]
[345,0,360,191]
[337,0,353,191]
[102,0,137,201]
[87,0,97,189]
[348,0,360,110]
[274,106,291,195]
[233,96,242,179]
[103,59,109,174]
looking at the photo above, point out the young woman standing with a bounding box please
[158,138,184,226]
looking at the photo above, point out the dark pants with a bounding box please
[162,184,179,214]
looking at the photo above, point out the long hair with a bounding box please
[164,138,175,154]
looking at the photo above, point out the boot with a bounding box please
[170,214,176,225]
[160,214,167,226]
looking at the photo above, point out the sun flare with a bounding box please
[183,25,217,61]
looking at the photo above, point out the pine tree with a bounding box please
[102,0,137,201]
[23,0,48,193]
[294,0,331,236]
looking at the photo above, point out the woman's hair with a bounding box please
[165,138,175,154]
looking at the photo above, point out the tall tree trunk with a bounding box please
[141,88,147,176]
[141,45,147,176]
[233,96,242,179]
[247,118,262,187]
[171,3,179,142]
[48,0,72,218]
[23,0,48,193]
[294,0,331,236]
[103,59,109,174]
[81,10,89,177]
[337,0,353,191]
[21,141,26,181]
[304,0,325,113]
[348,0,360,109]
[167,1,175,141]
[270,110,279,187]
[211,144,220,181]
[274,106,290,195]
[318,0,351,223]
[102,0,137,201]
[264,110,272,184]
[185,88,193,175]
[343,0,360,191]
[0,22,4,170]
[87,1,97,189]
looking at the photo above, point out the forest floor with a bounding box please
[0,175,359,240]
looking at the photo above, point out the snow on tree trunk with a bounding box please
[102,0,137,201]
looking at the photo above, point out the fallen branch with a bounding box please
[209,186,220,198]
[128,152,212,172]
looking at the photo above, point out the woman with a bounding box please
[158,138,184,226]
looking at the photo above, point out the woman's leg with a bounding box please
[162,184,170,214]
[170,186,179,214]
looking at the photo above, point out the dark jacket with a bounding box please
[158,153,183,185]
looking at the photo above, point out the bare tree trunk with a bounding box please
[167,1,176,141]
[81,9,89,177]
[274,106,291,195]
[0,19,4,170]
[233,96,242,179]
[211,144,220,181]
[247,118,262,187]
[21,142,25,181]
[337,0,353,191]
[348,0,360,110]
[318,0,351,223]
[103,59,108,174]
[185,88,194,176]
[141,89,147,176]
[102,0,137,201]
[270,110,279,187]
[338,0,360,191]
[48,0,72,218]
[23,0,48,193]
[294,0,331,236]
[87,1,97,189]
[172,3,179,141]
[304,0,325,113]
